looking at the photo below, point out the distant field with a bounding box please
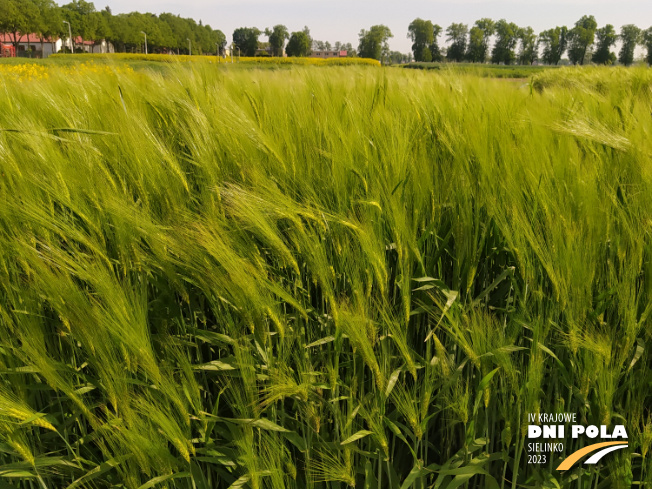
[0,63,651,489]
[401,61,559,78]
[1,54,554,78]
[0,53,380,74]
[50,52,381,66]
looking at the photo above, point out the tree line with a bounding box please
[230,24,394,59]
[229,26,355,58]
[233,18,652,65]
[408,16,652,66]
[0,0,226,54]
[0,0,396,61]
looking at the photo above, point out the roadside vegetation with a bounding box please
[47,52,381,66]
[399,62,556,78]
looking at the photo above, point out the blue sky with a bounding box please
[103,0,651,53]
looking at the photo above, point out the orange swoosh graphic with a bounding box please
[557,442,628,471]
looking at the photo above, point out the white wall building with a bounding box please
[0,33,114,57]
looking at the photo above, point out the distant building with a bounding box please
[0,34,62,57]
[310,50,347,59]
[0,33,114,57]
[85,39,114,54]
[255,42,272,57]
[252,42,287,57]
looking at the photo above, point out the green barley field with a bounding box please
[0,60,651,489]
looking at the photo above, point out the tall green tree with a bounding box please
[491,19,519,64]
[358,24,393,62]
[61,0,99,50]
[466,18,494,62]
[466,27,483,62]
[518,26,537,64]
[618,24,641,66]
[388,50,409,64]
[285,30,311,57]
[538,26,568,65]
[445,23,468,62]
[102,12,222,55]
[592,24,617,64]
[567,15,597,65]
[265,24,288,56]
[311,39,334,51]
[0,0,40,51]
[408,18,434,62]
[204,25,226,54]
[429,24,443,61]
[158,13,193,54]
[32,0,63,55]
[155,15,179,53]
[232,26,261,57]
[91,10,110,52]
[119,12,145,52]
[643,27,652,65]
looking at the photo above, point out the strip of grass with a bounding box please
[50,52,381,66]
[401,61,559,78]
[1,53,379,73]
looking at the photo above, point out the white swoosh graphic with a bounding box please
[584,444,628,464]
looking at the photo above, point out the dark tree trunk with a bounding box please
[11,32,22,52]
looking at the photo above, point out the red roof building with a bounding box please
[0,33,111,57]
[0,33,94,45]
